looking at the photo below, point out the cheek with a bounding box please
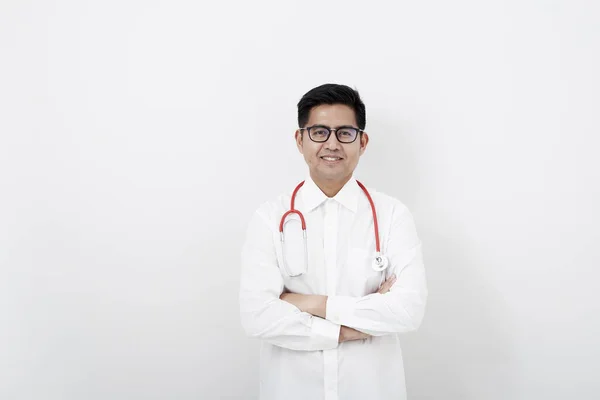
[346,148,360,162]
[305,145,321,160]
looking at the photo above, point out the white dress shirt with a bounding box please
[240,175,427,400]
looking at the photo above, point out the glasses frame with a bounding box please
[299,125,364,144]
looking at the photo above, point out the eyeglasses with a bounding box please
[299,125,363,143]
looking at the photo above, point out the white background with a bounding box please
[1,1,599,399]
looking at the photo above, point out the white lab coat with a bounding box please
[240,176,427,400]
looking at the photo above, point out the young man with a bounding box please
[240,84,427,400]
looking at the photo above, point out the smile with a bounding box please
[320,156,342,161]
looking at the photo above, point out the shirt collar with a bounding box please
[300,174,360,213]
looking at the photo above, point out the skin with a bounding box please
[295,104,369,198]
[282,103,395,343]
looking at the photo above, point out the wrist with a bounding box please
[338,326,346,343]
[308,295,327,319]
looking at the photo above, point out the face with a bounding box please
[295,104,369,185]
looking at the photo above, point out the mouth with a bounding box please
[320,156,343,162]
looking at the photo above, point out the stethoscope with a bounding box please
[279,180,389,277]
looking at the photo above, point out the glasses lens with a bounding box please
[336,128,358,143]
[308,127,330,142]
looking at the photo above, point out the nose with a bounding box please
[324,129,342,150]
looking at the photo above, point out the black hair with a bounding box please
[297,84,366,130]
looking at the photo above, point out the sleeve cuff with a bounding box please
[311,316,341,349]
[326,295,358,326]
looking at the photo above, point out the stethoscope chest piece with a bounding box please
[372,253,389,271]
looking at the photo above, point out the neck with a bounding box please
[311,173,352,198]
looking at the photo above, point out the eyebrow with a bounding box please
[311,124,358,129]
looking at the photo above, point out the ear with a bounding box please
[295,129,304,154]
[359,132,369,156]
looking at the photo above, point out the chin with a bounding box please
[314,170,348,181]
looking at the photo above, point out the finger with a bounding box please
[378,283,391,294]
[378,281,389,294]
[382,275,396,289]
[378,275,397,294]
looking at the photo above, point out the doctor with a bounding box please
[239,83,427,400]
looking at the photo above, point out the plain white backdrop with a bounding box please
[1,1,599,399]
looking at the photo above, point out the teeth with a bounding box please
[322,157,340,161]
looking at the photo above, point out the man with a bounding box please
[239,84,427,400]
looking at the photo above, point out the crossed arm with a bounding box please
[279,275,397,343]
[239,206,427,351]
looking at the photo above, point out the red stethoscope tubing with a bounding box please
[279,180,381,253]
[278,181,307,232]
[356,180,381,254]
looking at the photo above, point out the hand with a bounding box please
[339,326,370,343]
[377,274,397,294]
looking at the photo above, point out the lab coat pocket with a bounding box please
[348,247,383,295]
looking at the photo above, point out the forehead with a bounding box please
[307,104,357,127]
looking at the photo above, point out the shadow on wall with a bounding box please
[364,115,517,399]
[403,221,517,400]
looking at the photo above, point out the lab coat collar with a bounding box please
[301,174,359,213]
